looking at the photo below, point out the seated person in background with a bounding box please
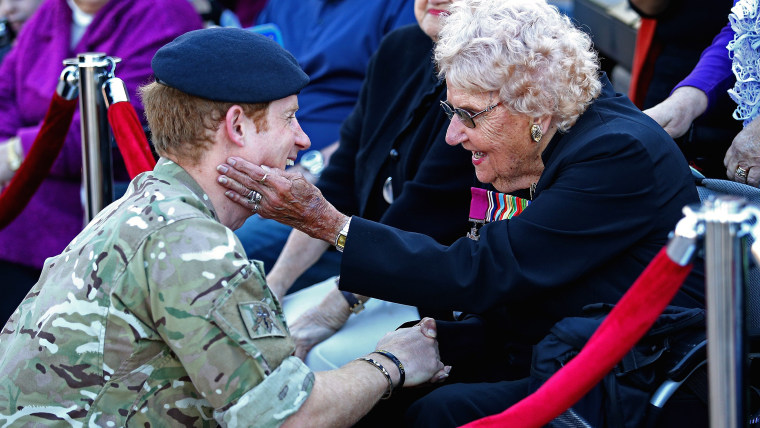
[267,0,475,371]
[628,0,739,178]
[644,0,760,186]
[236,0,417,289]
[0,0,43,62]
[253,0,415,161]
[0,0,202,323]
[217,0,706,425]
[0,28,447,426]
[0,0,41,35]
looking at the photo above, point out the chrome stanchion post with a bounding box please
[64,53,121,222]
[703,196,748,428]
[57,64,79,101]
[102,77,129,107]
[667,204,701,267]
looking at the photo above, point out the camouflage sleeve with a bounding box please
[141,217,313,424]
[214,356,313,427]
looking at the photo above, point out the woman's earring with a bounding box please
[530,124,543,143]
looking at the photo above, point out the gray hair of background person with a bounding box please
[435,0,602,132]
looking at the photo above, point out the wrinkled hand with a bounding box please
[376,317,451,387]
[643,86,708,139]
[217,157,346,243]
[289,287,351,360]
[287,164,320,185]
[724,117,760,186]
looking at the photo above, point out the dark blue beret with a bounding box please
[151,27,309,103]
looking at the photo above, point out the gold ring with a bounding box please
[736,166,748,181]
[260,173,268,184]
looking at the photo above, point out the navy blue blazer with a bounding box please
[317,24,476,246]
[339,75,705,345]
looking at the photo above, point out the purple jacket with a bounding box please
[674,0,737,114]
[0,0,202,269]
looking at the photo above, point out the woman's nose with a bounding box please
[445,116,466,146]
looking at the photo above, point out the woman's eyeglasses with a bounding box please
[440,100,502,128]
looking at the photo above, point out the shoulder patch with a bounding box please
[238,301,286,339]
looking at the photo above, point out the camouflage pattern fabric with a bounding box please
[0,158,313,427]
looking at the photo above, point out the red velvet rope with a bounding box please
[107,101,155,178]
[461,247,693,428]
[0,92,77,231]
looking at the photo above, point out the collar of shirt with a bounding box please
[153,157,220,222]
[66,0,94,49]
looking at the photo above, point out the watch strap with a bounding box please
[341,290,365,314]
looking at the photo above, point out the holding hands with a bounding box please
[374,317,451,387]
[217,157,451,386]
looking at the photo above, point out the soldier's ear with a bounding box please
[224,105,246,148]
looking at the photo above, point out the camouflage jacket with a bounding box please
[0,158,313,427]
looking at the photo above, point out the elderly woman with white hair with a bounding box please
[217,0,706,425]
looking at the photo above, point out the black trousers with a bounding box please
[354,312,710,428]
[354,377,530,428]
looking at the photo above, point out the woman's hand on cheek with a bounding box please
[216,157,269,204]
[217,157,346,243]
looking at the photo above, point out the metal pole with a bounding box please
[66,52,114,223]
[703,195,747,428]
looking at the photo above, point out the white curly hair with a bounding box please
[434,0,601,131]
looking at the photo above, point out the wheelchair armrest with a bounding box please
[666,339,707,382]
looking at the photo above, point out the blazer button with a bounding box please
[389,149,399,161]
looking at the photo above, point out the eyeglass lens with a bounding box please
[440,100,476,128]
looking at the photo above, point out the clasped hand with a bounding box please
[376,317,451,386]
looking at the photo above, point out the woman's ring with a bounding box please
[260,173,268,184]
[736,166,748,181]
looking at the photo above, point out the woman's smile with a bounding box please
[472,151,486,165]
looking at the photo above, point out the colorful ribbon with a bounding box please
[469,187,530,223]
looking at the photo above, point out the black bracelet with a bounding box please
[374,349,405,392]
[357,357,393,399]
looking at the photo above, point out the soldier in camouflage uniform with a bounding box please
[0,27,447,427]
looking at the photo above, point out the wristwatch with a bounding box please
[335,216,351,252]
[342,291,365,314]
[299,150,325,177]
[336,277,365,314]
